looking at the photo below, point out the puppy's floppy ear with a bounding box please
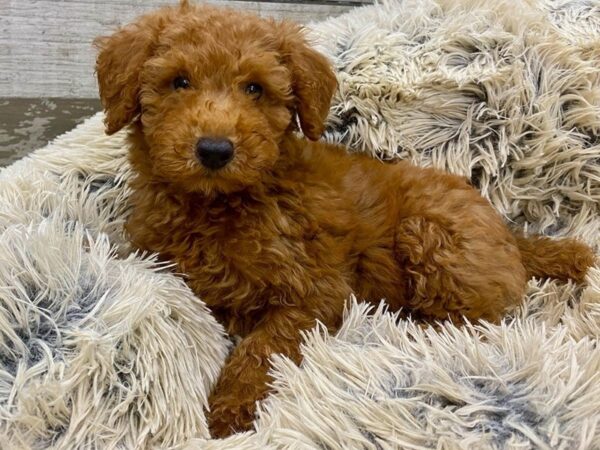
[279,23,338,141]
[94,12,167,135]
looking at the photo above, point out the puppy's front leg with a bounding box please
[207,308,320,438]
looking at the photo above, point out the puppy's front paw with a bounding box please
[208,393,256,438]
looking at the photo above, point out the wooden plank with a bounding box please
[0,0,370,98]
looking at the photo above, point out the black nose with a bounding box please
[195,137,234,170]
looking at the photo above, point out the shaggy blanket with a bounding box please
[1,0,599,448]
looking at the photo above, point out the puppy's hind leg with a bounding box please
[393,215,527,324]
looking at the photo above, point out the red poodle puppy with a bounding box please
[95,1,594,437]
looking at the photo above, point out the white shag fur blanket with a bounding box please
[1,0,600,449]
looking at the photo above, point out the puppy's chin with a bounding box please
[187,173,260,196]
[160,165,267,197]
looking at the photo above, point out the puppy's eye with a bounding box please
[245,83,263,98]
[173,76,191,90]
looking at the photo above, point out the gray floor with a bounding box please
[0,98,101,167]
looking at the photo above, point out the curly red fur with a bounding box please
[95,2,595,437]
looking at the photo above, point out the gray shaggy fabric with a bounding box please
[192,297,600,450]
[1,0,600,449]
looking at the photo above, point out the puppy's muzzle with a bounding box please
[196,137,234,170]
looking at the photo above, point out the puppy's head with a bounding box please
[95,2,337,194]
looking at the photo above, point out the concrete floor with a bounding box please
[0,98,101,167]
